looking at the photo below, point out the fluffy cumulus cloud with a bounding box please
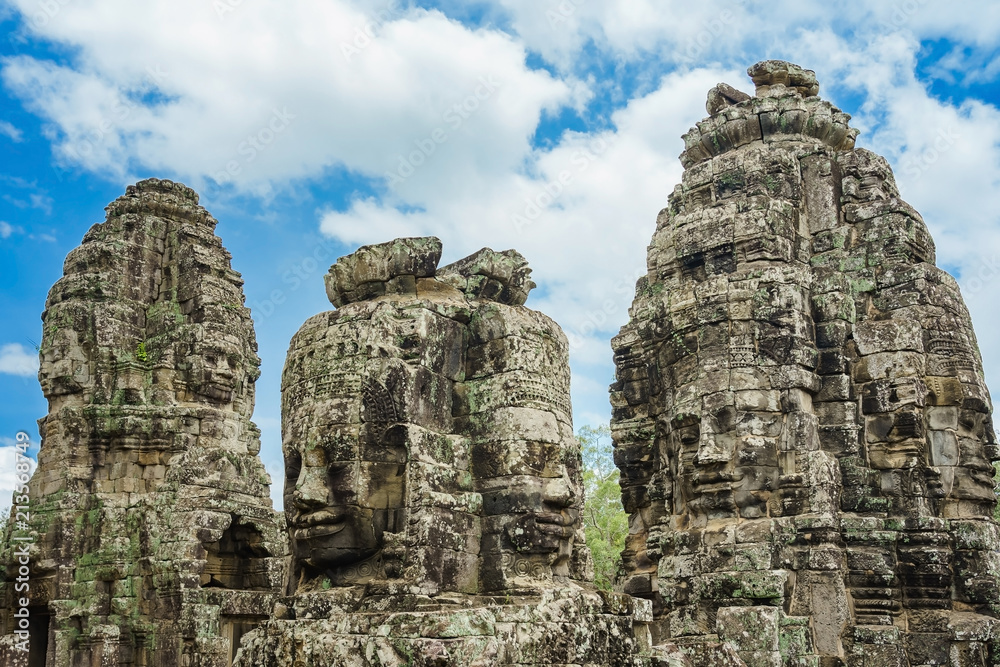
[320,66,741,415]
[0,344,38,377]
[2,0,570,194]
[2,0,1000,420]
[781,29,1000,389]
[490,0,1000,70]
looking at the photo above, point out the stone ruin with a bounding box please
[611,60,1000,666]
[2,60,999,667]
[0,179,287,666]
[234,237,656,666]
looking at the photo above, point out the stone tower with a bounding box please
[0,179,287,666]
[236,238,658,667]
[611,61,1000,667]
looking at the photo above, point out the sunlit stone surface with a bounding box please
[611,61,1000,667]
[0,179,287,667]
[236,238,657,667]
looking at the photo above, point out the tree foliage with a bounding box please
[994,462,1000,523]
[578,424,628,591]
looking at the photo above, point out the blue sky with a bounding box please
[1,0,999,511]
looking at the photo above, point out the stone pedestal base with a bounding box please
[235,587,658,666]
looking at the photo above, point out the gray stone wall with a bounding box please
[235,238,658,666]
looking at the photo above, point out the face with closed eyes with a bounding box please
[476,438,583,575]
[669,415,738,524]
[667,409,780,526]
[283,429,405,574]
[187,341,242,404]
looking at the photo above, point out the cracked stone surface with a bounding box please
[3,58,998,667]
[0,179,287,667]
[611,61,1000,667]
[235,238,660,666]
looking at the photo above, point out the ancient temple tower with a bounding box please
[236,238,657,667]
[611,61,1000,667]
[0,179,287,666]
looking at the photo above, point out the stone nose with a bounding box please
[291,465,330,511]
[696,431,732,465]
[542,473,575,509]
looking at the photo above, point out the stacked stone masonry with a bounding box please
[234,237,660,666]
[3,59,999,667]
[611,61,1000,667]
[0,179,287,667]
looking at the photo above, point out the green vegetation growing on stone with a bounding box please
[579,425,627,591]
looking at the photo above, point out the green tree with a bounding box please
[578,424,628,590]
[994,462,1000,523]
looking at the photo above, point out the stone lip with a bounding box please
[680,63,857,168]
[324,236,536,307]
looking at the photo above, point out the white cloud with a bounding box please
[0,439,36,518]
[2,0,999,426]
[0,120,22,142]
[490,0,1000,71]
[0,344,39,377]
[781,29,1000,391]
[2,0,570,195]
[0,221,16,238]
[320,66,741,421]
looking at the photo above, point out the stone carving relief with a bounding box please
[611,60,1000,667]
[234,238,655,666]
[0,179,286,667]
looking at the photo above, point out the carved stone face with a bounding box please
[507,446,581,565]
[669,413,735,524]
[284,431,405,572]
[668,409,781,525]
[476,436,582,577]
[948,412,998,505]
[187,342,241,403]
[283,303,461,581]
